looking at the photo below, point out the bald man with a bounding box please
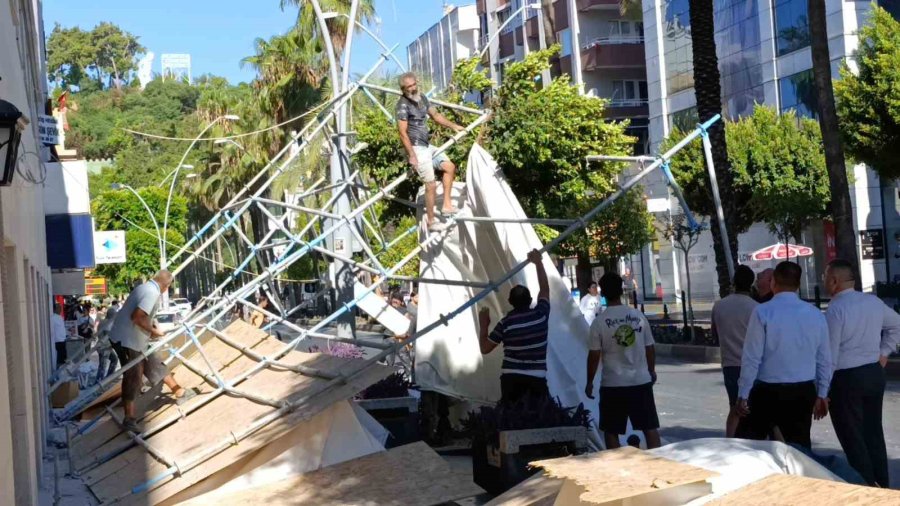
[754,268,774,303]
[824,259,900,487]
[109,270,190,432]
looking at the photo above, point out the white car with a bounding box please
[170,298,192,316]
[154,310,184,335]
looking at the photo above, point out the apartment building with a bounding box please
[477,0,650,153]
[631,0,897,300]
[1,1,55,504]
[407,4,482,94]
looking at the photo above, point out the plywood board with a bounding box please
[78,319,392,505]
[531,446,717,505]
[708,474,900,505]
[485,472,562,506]
[70,321,270,470]
[178,442,485,506]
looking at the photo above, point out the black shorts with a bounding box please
[599,382,660,434]
[111,341,168,402]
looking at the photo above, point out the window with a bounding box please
[626,119,650,155]
[558,28,572,57]
[773,0,810,56]
[611,80,648,104]
[778,69,818,118]
[608,20,644,40]
[669,107,698,132]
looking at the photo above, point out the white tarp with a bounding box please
[649,438,843,504]
[414,145,597,425]
[160,400,387,505]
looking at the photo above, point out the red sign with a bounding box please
[823,221,837,262]
[750,243,814,261]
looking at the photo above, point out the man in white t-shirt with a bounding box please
[586,272,661,449]
[580,282,601,324]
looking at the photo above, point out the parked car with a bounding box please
[154,310,183,334]
[170,298,192,315]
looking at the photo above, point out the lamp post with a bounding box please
[110,183,165,267]
[160,114,238,307]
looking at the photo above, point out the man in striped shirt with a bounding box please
[478,249,551,404]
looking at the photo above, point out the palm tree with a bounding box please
[808,0,859,281]
[687,0,738,297]
[281,0,377,55]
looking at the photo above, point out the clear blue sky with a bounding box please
[42,0,472,84]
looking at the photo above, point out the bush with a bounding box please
[357,372,411,400]
[462,395,591,447]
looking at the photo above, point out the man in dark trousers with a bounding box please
[736,261,832,448]
[478,249,551,404]
[824,259,900,487]
[711,265,758,407]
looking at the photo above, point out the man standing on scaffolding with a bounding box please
[396,72,464,232]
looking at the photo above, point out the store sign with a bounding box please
[38,115,60,145]
[93,231,126,264]
[84,277,107,295]
[860,229,885,260]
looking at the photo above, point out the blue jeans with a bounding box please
[722,366,741,407]
[96,347,119,383]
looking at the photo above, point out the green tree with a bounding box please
[46,24,94,90]
[92,22,145,89]
[836,6,900,179]
[808,0,859,281]
[281,0,376,55]
[47,22,144,91]
[91,186,188,294]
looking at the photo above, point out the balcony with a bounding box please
[604,100,649,119]
[499,31,515,58]
[577,0,621,10]
[581,41,645,71]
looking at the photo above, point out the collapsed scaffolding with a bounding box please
[56,1,729,502]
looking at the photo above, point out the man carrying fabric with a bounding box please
[736,261,832,449]
[396,72,464,232]
[478,249,551,404]
[585,272,661,450]
[823,259,899,487]
[711,265,758,407]
[109,270,191,432]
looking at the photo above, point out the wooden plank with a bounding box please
[708,474,900,505]
[530,446,717,505]
[81,319,392,505]
[178,442,485,506]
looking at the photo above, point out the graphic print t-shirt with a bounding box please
[588,305,654,387]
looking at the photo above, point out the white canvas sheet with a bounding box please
[649,438,842,504]
[160,400,387,505]
[414,145,597,429]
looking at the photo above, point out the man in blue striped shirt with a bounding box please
[478,249,551,404]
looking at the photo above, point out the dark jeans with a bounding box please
[829,362,889,488]
[55,342,67,367]
[740,380,816,449]
[722,366,741,407]
[500,374,550,405]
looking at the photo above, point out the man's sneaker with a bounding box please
[122,417,140,434]
[439,206,460,217]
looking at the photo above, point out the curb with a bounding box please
[654,343,721,364]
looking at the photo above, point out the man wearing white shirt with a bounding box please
[823,259,899,487]
[580,282,601,324]
[736,261,832,449]
[50,302,67,367]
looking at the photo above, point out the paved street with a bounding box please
[654,357,900,488]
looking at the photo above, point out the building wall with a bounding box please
[407,4,481,93]
[634,0,887,300]
[0,1,54,504]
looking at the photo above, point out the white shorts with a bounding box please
[413,144,451,183]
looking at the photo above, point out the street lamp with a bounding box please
[0,99,24,186]
[110,183,165,266]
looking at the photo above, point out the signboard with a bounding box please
[38,115,60,145]
[860,229,885,260]
[823,220,837,262]
[645,198,670,213]
[161,53,192,82]
[84,277,107,295]
[94,231,126,264]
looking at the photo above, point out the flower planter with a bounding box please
[472,426,588,495]
[355,396,420,449]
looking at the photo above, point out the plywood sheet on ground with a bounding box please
[80,320,391,505]
[531,446,717,504]
[708,474,900,505]
[70,321,272,471]
[178,442,484,506]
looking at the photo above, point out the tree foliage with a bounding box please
[666,105,829,243]
[91,187,188,294]
[835,6,900,179]
[47,22,145,91]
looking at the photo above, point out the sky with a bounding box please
[42,0,472,84]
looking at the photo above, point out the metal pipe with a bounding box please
[455,216,577,226]
[360,83,485,115]
[701,129,735,280]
